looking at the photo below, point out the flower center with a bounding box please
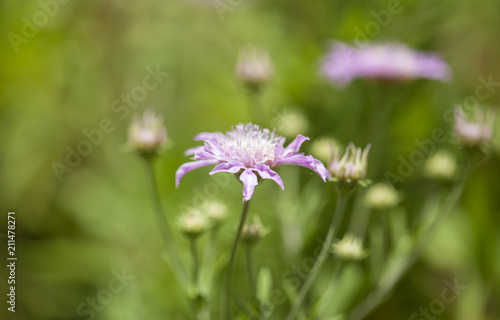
[221,123,285,166]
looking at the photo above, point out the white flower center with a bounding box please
[221,123,285,166]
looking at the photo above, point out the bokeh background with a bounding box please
[1,0,500,319]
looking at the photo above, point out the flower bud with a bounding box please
[332,233,367,261]
[178,208,210,238]
[128,110,167,154]
[202,200,227,226]
[328,143,371,192]
[241,216,268,247]
[273,107,309,138]
[363,183,400,211]
[235,46,274,91]
[454,106,495,148]
[424,150,458,180]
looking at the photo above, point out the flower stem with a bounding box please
[143,156,188,285]
[222,200,252,320]
[190,237,200,290]
[245,246,257,300]
[348,158,472,320]
[286,193,349,320]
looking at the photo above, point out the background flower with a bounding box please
[320,41,451,86]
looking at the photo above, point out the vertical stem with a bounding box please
[190,237,201,320]
[143,157,188,284]
[190,237,200,289]
[245,246,257,300]
[286,193,349,320]
[222,200,252,320]
[144,157,173,246]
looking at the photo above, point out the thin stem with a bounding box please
[245,246,257,300]
[190,237,200,290]
[143,157,189,284]
[348,158,472,320]
[286,193,349,320]
[222,200,252,320]
[190,237,201,320]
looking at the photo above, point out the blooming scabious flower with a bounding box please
[176,123,329,202]
[128,110,168,154]
[235,46,274,90]
[454,106,495,147]
[320,41,451,87]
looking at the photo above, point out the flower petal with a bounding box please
[239,169,259,202]
[275,154,329,181]
[194,132,224,142]
[175,159,220,188]
[184,146,203,156]
[254,164,284,190]
[209,161,245,175]
[284,134,310,154]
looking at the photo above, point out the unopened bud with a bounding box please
[332,233,367,261]
[363,183,400,211]
[235,46,274,91]
[424,150,458,180]
[128,109,167,154]
[178,208,210,238]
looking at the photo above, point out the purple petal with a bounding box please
[239,169,259,202]
[175,159,220,188]
[254,164,284,190]
[194,132,224,142]
[209,161,245,175]
[275,154,329,181]
[274,144,285,158]
[284,134,310,154]
[184,146,203,156]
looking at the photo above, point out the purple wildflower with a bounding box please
[454,106,495,146]
[176,123,329,202]
[320,41,451,87]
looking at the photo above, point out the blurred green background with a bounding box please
[1,0,500,319]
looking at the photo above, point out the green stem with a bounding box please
[286,193,349,320]
[348,158,472,320]
[245,246,257,300]
[222,200,252,320]
[143,157,189,285]
[190,237,200,290]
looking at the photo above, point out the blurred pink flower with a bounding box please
[320,41,451,87]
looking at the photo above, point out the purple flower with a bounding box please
[454,106,495,146]
[320,41,451,87]
[176,123,329,202]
